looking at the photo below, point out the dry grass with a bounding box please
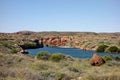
[0,53,120,80]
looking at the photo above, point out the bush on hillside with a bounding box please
[117,48,120,53]
[96,45,108,52]
[10,48,20,54]
[115,56,120,61]
[21,43,36,49]
[102,56,112,62]
[0,53,3,57]
[36,52,51,60]
[55,73,67,80]
[50,54,65,62]
[107,46,118,53]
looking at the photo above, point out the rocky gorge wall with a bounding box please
[41,36,98,50]
[40,33,120,51]
[42,36,69,47]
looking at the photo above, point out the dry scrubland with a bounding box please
[0,31,120,80]
[0,53,120,80]
[0,31,120,53]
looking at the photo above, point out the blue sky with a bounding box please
[0,0,120,33]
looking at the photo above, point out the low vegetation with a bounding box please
[96,45,108,52]
[49,53,65,62]
[96,45,120,53]
[36,52,66,62]
[20,42,37,49]
[36,52,51,60]
[0,31,120,80]
[0,31,120,54]
[0,53,120,80]
[10,48,21,54]
[102,55,112,62]
[107,46,119,53]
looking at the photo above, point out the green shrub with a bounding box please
[41,72,51,77]
[68,67,79,72]
[55,73,71,80]
[10,48,19,54]
[29,63,49,70]
[96,45,108,52]
[55,73,65,80]
[50,54,65,62]
[115,56,120,61]
[118,48,120,53]
[102,56,112,62]
[21,43,36,49]
[36,52,51,60]
[0,53,3,57]
[84,74,120,80]
[107,46,118,53]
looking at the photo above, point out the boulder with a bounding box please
[89,54,105,66]
[20,50,28,54]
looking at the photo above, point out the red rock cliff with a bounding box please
[42,36,69,47]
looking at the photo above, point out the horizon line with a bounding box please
[0,30,120,34]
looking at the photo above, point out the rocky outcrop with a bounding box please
[89,54,105,66]
[42,36,69,47]
[20,49,28,54]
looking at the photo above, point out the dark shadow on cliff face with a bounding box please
[33,39,44,48]
[19,39,44,49]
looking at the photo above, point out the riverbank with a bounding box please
[0,53,120,80]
